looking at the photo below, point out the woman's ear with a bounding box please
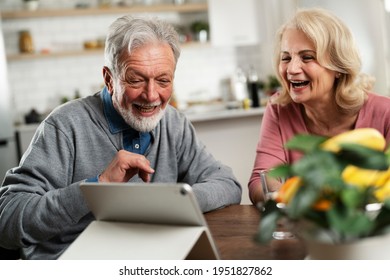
[103,66,114,93]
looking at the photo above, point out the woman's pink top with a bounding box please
[248,92,390,203]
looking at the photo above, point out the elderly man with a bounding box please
[0,16,241,260]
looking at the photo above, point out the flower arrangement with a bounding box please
[257,128,390,244]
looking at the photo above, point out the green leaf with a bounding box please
[340,187,365,210]
[285,134,327,153]
[386,147,390,166]
[256,212,280,243]
[255,200,283,243]
[327,206,374,238]
[372,200,390,234]
[304,210,330,229]
[344,214,373,237]
[268,165,292,180]
[286,185,318,219]
[337,143,388,170]
[292,150,341,189]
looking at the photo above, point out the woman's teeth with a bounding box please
[291,80,310,88]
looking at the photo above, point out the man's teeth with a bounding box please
[135,105,156,112]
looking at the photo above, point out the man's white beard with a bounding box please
[117,103,166,132]
[112,81,166,132]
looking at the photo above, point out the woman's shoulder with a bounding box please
[357,93,390,137]
[365,92,390,110]
[367,91,390,100]
[358,92,390,125]
[268,98,302,116]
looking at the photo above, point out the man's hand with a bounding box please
[99,150,155,183]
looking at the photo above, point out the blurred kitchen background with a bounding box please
[1,0,390,204]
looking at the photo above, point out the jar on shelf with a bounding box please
[19,30,34,53]
[23,0,39,11]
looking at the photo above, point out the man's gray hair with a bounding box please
[104,15,181,75]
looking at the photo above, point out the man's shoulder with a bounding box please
[162,105,187,123]
[45,93,103,126]
[156,105,193,138]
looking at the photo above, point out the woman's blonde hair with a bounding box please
[272,8,374,111]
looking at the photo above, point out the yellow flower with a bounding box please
[374,179,390,202]
[321,128,386,153]
[276,176,301,204]
[342,165,390,189]
[276,177,333,211]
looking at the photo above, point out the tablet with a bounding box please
[59,182,219,259]
[80,182,207,227]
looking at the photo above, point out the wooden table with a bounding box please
[204,204,307,260]
[1,204,306,260]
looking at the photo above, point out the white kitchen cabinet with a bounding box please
[208,0,263,46]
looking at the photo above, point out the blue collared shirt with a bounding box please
[101,87,151,154]
[87,87,152,182]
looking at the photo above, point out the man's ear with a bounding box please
[103,66,114,94]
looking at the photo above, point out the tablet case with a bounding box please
[59,182,219,260]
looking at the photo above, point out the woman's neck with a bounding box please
[302,104,358,137]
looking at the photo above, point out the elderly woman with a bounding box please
[248,8,390,204]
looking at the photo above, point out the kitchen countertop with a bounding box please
[14,123,40,132]
[15,107,266,132]
[185,106,265,122]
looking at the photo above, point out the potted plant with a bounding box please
[23,0,39,11]
[264,75,280,97]
[256,128,390,259]
[190,20,209,43]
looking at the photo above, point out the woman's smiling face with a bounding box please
[278,28,338,105]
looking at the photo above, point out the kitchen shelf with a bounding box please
[6,42,211,61]
[7,49,103,61]
[0,3,208,19]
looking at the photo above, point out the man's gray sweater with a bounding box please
[0,92,242,259]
